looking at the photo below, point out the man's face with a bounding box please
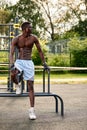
[26,24,32,34]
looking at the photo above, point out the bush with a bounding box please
[68,37,87,67]
[32,39,48,65]
[0,51,9,63]
[47,54,70,66]
[71,49,87,67]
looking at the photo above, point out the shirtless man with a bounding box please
[10,22,49,120]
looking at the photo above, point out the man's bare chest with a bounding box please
[17,37,34,48]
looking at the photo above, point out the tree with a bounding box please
[0,9,11,34]
[34,0,86,41]
[85,0,87,11]
[60,30,80,40]
[6,0,45,37]
[34,0,58,41]
[0,9,11,23]
[60,18,87,39]
[68,37,87,67]
[32,39,48,65]
[0,0,13,9]
[72,19,87,37]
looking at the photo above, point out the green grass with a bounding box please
[0,73,87,85]
[0,73,87,80]
[50,73,87,79]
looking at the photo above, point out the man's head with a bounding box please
[21,22,32,34]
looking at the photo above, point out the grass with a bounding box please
[0,72,87,85]
[0,73,87,79]
[50,73,87,79]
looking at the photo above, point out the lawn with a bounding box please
[0,73,87,80]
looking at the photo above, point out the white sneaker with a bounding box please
[15,84,21,95]
[29,108,36,120]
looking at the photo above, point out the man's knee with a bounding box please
[27,80,34,91]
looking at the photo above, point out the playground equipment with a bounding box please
[0,18,64,116]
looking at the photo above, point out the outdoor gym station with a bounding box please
[0,17,64,117]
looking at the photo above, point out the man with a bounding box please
[10,22,49,120]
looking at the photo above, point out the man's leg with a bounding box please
[27,80,36,119]
[27,80,34,107]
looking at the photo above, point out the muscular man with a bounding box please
[10,22,49,120]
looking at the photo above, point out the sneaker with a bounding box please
[29,108,36,120]
[15,84,21,95]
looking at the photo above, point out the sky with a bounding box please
[6,0,86,10]
[7,0,19,5]
[7,0,58,5]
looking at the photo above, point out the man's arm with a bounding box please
[10,37,18,65]
[34,37,50,70]
[34,37,46,63]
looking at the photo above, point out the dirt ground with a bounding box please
[0,83,87,130]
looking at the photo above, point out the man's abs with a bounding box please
[18,47,32,60]
[16,34,35,60]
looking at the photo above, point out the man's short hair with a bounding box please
[21,22,31,30]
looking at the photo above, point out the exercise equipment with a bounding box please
[0,67,64,116]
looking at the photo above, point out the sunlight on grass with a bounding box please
[0,73,87,85]
[0,73,87,80]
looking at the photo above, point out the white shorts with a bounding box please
[14,59,34,81]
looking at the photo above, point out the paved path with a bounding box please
[0,84,87,130]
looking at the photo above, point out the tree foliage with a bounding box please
[61,18,87,39]
[68,37,87,67]
[85,0,87,11]
[60,30,80,40]
[0,9,11,23]
[72,19,87,37]
[0,9,12,34]
[47,54,70,67]
[34,0,86,41]
[6,0,45,37]
[32,39,48,65]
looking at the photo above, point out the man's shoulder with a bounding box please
[12,34,22,43]
[31,34,38,41]
[31,34,37,38]
[16,34,22,39]
[13,34,21,40]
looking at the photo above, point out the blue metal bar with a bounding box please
[56,95,64,116]
[54,96,59,113]
[48,69,50,93]
[43,69,45,92]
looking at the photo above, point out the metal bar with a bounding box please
[0,63,9,65]
[26,81,29,92]
[56,95,64,116]
[0,35,10,39]
[43,69,45,92]
[48,69,50,93]
[0,92,57,97]
[0,92,64,116]
[54,96,58,113]
[14,17,19,59]
[7,24,14,91]
[0,50,9,51]
[0,24,13,26]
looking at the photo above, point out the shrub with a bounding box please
[32,39,48,65]
[68,37,87,67]
[47,54,70,67]
[0,51,9,63]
